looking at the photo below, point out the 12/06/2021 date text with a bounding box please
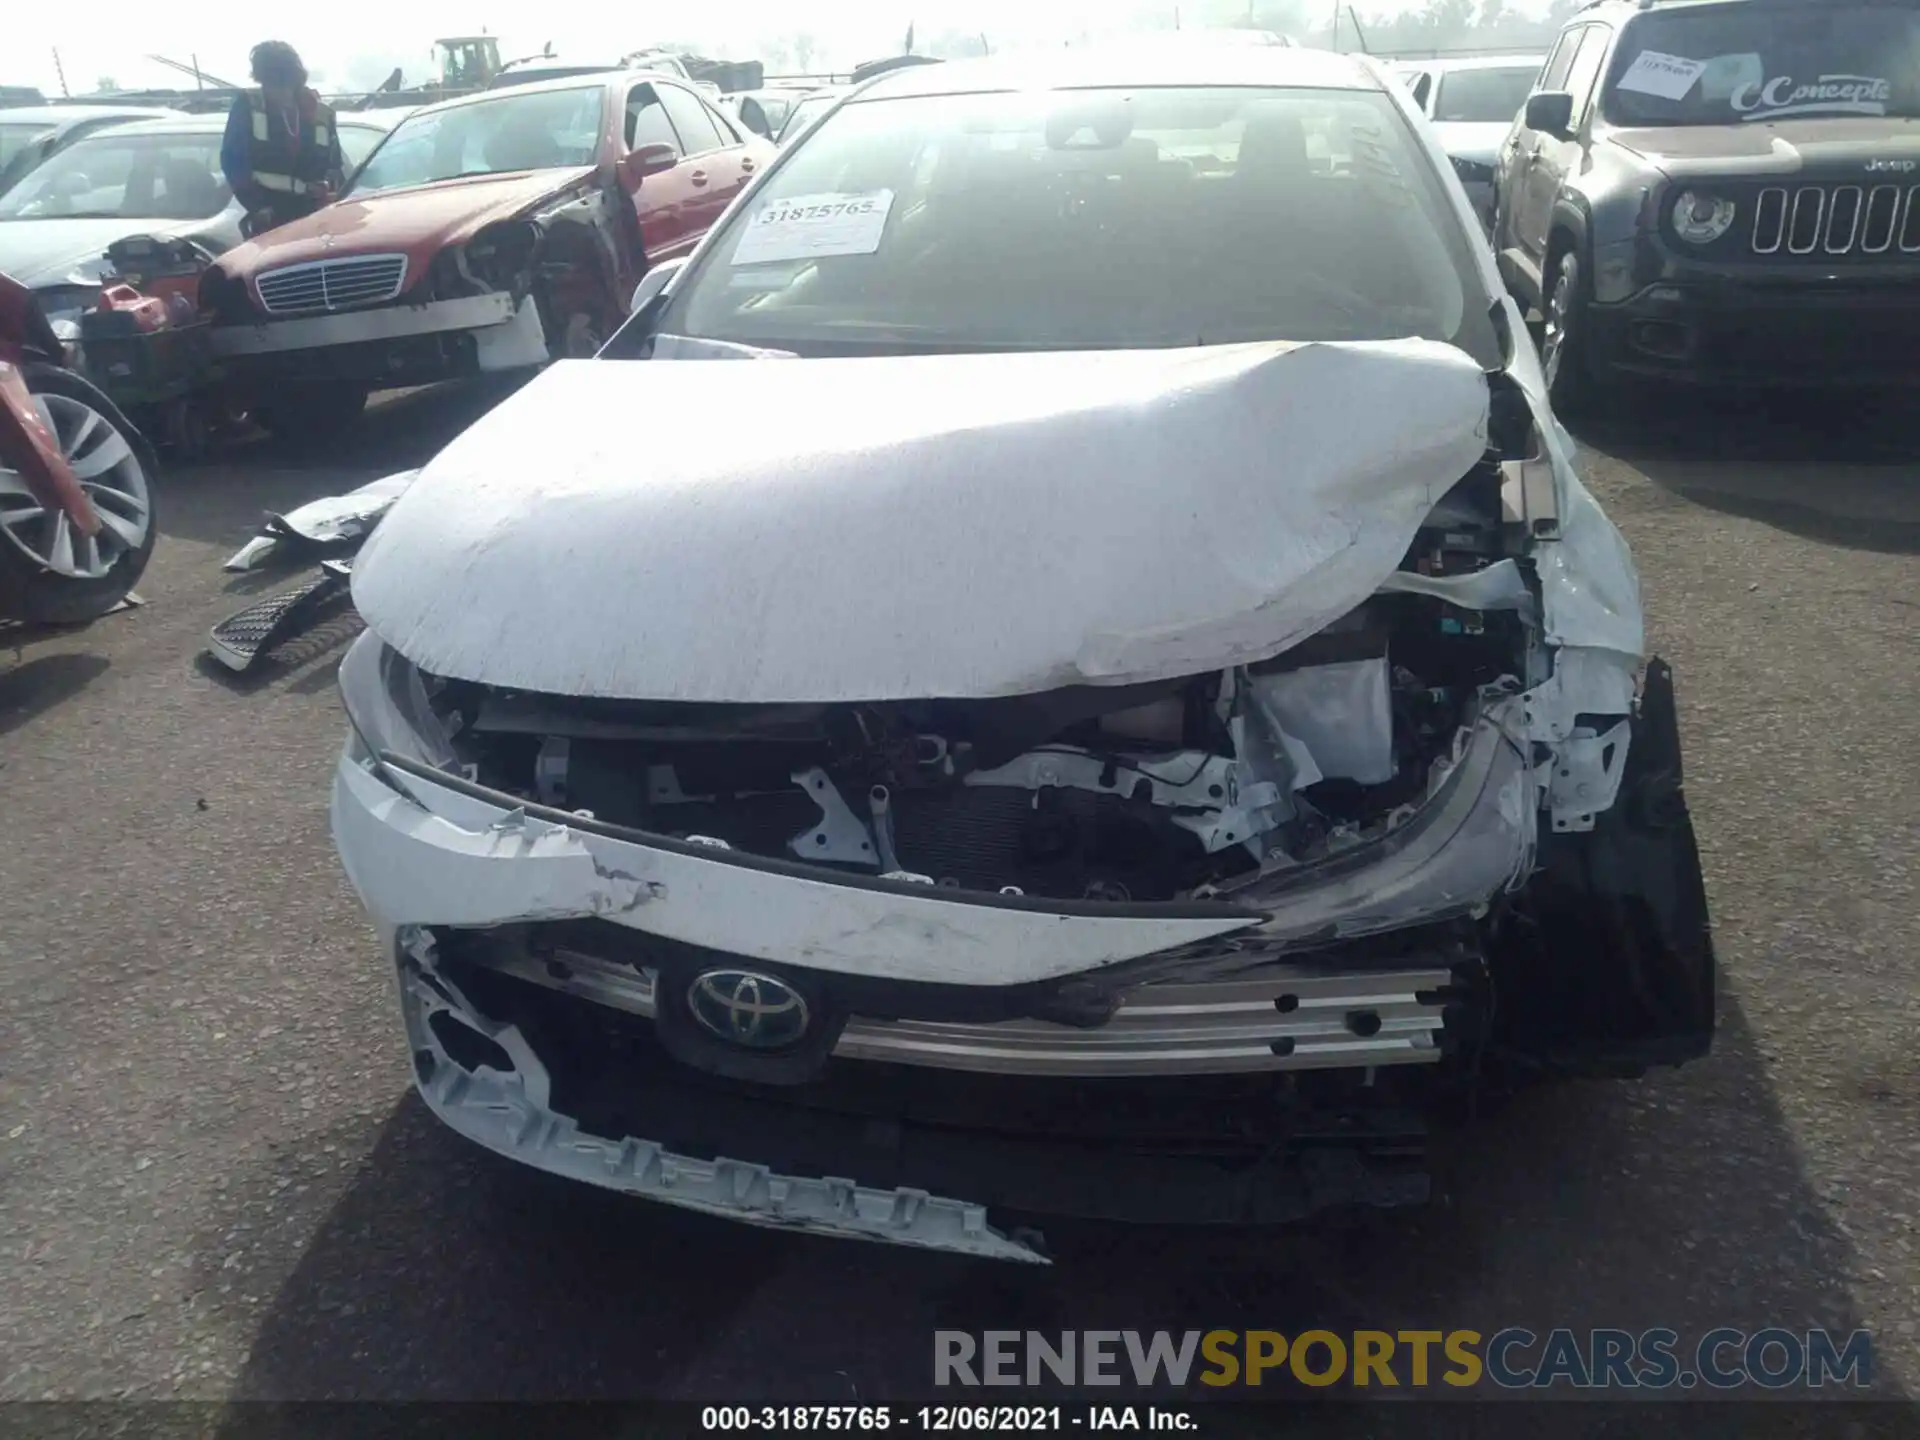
[701,1406,1201,1431]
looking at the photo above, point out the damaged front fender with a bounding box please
[1490,659,1717,1074]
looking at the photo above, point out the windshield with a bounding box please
[1434,65,1542,123]
[347,86,603,196]
[1604,5,1920,126]
[756,95,797,133]
[338,123,390,177]
[665,84,1494,361]
[0,131,228,220]
[778,94,838,143]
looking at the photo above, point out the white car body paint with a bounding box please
[332,754,1263,986]
[352,338,1493,703]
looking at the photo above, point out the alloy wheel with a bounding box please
[0,392,152,580]
[1542,255,1575,390]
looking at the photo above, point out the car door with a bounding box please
[1503,25,1591,281]
[623,82,699,262]
[1521,25,1613,266]
[654,82,737,235]
[702,95,772,203]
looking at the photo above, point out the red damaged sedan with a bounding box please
[201,72,769,441]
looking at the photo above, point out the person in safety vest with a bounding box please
[220,41,345,238]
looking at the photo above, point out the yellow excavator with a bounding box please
[433,35,503,90]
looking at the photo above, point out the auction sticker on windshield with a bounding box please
[731,191,896,266]
[1616,51,1710,101]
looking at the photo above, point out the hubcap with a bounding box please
[0,393,151,580]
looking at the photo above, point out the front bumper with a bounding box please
[208,292,548,385]
[1588,274,1920,386]
[395,925,1440,1264]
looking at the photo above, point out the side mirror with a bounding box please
[1524,91,1575,138]
[629,256,686,315]
[617,142,678,190]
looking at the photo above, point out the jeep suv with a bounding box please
[1493,0,1920,405]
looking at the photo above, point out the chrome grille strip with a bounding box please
[255,253,409,316]
[1787,186,1825,254]
[1752,187,1787,254]
[489,946,1455,1077]
[1902,185,1920,254]
[1824,185,1863,254]
[1862,185,1902,253]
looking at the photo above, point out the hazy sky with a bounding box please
[9,0,1555,96]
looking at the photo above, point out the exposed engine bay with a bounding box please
[427,454,1549,905]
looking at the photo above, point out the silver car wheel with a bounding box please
[0,392,152,580]
[1541,254,1575,390]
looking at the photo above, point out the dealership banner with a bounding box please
[932,1326,1875,1393]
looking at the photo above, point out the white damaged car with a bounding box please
[330,47,1716,1263]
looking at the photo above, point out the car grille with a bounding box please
[254,254,408,315]
[477,941,1455,1077]
[1751,184,1920,258]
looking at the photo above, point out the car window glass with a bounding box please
[759,96,795,133]
[779,95,836,142]
[0,131,227,219]
[1539,27,1584,92]
[347,85,603,196]
[673,86,1496,365]
[1564,26,1614,123]
[659,85,725,152]
[627,85,681,153]
[1434,65,1544,124]
[706,100,743,145]
[0,122,52,173]
[1603,5,1919,125]
[338,125,385,174]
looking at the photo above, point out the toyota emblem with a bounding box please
[686,969,810,1050]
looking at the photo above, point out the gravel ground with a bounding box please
[0,381,1914,1409]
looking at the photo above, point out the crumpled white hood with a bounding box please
[353,340,1491,703]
